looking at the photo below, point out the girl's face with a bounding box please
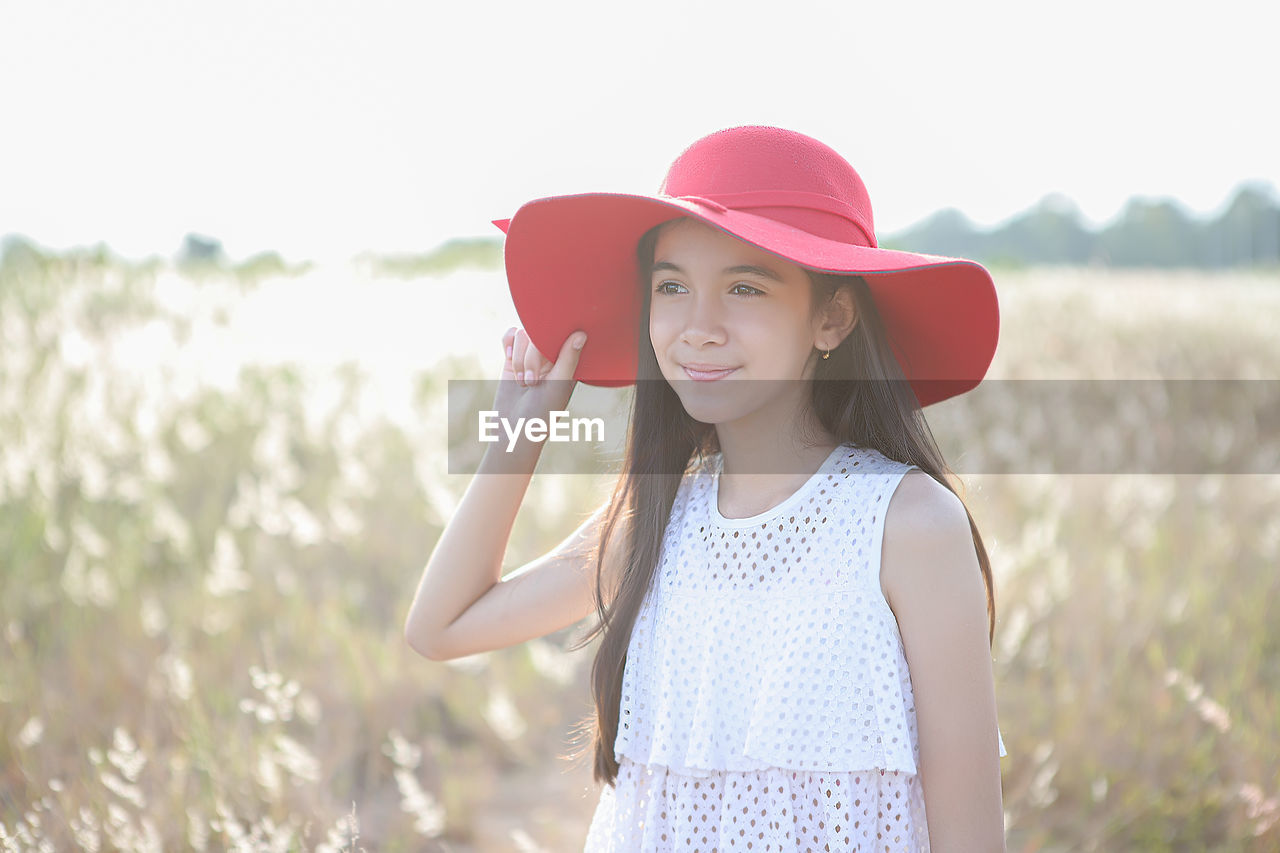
[648,218,840,425]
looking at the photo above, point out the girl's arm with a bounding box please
[404,454,623,661]
[881,470,1007,853]
[404,327,625,661]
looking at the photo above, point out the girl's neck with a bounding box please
[712,390,838,474]
[714,425,843,518]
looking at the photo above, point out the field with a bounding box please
[2,248,1278,851]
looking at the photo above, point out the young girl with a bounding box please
[406,126,1008,852]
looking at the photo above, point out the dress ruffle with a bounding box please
[583,758,930,853]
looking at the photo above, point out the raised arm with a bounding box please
[880,469,1006,853]
[404,325,626,661]
[405,477,625,661]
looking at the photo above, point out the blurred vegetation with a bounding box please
[355,239,504,280]
[10,180,1275,287]
[1,233,315,294]
[0,244,1277,851]
[882,182,1280,269]
[381,182,1280,274]
[0,245,607,851]
[174,233,315,285]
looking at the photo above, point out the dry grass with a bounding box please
[1,254,1277,850]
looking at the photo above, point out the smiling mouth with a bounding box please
[682,365,738,381]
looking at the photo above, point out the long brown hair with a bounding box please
[563,220,996,787]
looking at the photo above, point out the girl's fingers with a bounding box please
[511,329,530,385]
[523,336,551,386]
[502,326,573,387]
[545,330,587,382]
[502,327,517,375]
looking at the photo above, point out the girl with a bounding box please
[406,126,1007,852]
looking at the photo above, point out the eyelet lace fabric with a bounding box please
[582,444,1006,852]
[586,759,928,851]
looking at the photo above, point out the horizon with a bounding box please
[4,178,1275,267]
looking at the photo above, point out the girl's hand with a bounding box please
[491,326,588,428]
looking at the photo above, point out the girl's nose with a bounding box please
[679,295,727,346]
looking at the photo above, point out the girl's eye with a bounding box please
[653,281,764,297]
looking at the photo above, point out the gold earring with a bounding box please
[821,348,830,360]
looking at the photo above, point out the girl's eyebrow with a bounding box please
[650,261,785,282]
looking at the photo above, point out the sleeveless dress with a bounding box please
[582,442,1007,852]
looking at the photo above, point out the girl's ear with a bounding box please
[817,283,859,348]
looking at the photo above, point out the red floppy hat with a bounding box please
[492,125,999,408]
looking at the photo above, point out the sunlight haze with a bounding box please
[2,0,1275,263]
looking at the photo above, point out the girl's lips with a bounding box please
[683,365,738,381]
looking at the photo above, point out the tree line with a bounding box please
[4,182,1276,272]
[881,182,1280,268]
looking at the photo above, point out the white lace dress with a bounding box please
[582,443,1006,852]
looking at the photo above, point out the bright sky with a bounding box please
[2,0,1276,264]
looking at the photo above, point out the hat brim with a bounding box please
[498,192,999,408]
